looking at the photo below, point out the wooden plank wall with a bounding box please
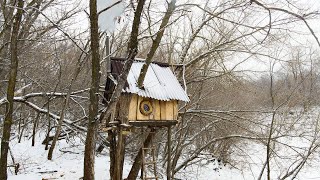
[159,101,167,120]
[153,99,161,120]
[127,94,178,121]
[173,100,178,120]
[118,95,131,123]
[128,94,138,120]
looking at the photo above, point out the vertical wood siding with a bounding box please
[127,94,178,121]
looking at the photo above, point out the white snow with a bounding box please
[97,0,125,32]
[7,132,237,180]
[9,174,42,180]
[6,108,320,180]
[7,134,110,180]
[125,62,190,102]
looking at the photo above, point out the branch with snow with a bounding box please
[8,96,88,133]
[19,89,89,99]
[97,0,125,32]
[0,98,8,106]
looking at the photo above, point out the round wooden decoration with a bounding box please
[139,100,153,116]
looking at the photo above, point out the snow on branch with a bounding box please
[0,98,8,106]
[17,88,89,99]
[1,89,89,107]
[14,98,87,132]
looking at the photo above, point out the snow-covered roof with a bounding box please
[123,61,189,102]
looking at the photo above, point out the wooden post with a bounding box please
[106,35,111,74]
[167,125,172,180]
[140,162,144,179]
[113,95,131,179]
[114,126,124,180]
[140,128,144,179]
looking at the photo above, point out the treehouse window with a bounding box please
[140,100,153,116]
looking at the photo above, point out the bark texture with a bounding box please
[98,0,146,179]
[83,0,100,179]
[0,0,15,96]
[137,0,176,88]
[0,1,24,179]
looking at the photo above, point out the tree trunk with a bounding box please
[97,0,146,179]
[167,126,172,180]
[137,0,177,88]
[45,101,51,150]
[17,105,24,143]
[32,112,41,147]
[0,0,15,96]
[113,127,125,180]
[113,96,131,179]
[47,97,68,160]
[83,0,100,179]
[108,127,116,177]
[48,34,88,159]
[0,1,24,179]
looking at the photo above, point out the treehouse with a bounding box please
[103,57,189,127]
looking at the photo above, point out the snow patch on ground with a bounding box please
[7,134,111,180]
[6,107,320,180]
[7,134,320,180]
[7,133,245,180]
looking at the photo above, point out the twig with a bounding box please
[98,0,122,16]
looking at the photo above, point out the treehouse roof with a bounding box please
[109,57,189,102]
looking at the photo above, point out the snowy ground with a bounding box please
[5,108,320,180]
[7,134,319,180]
[5,134,320,180]
[6,133,241,180]
[7,134,113,180]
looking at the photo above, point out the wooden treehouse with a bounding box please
[103,57,189,180]
[104,57,189,126]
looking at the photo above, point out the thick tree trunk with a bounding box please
[97,0,146,179]
[0,0,15,97]
[83,0,100,179]
[113,96,131,179]
[0,1,24,179]
[126,2,177,178]
[113,127,125,180]
[108,128,116,177]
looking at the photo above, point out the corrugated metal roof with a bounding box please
[124,62,189,102]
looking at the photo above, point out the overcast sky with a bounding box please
[69,0,320,77]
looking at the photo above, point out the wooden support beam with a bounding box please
[167,126,172,180]
[129,120,177,127]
